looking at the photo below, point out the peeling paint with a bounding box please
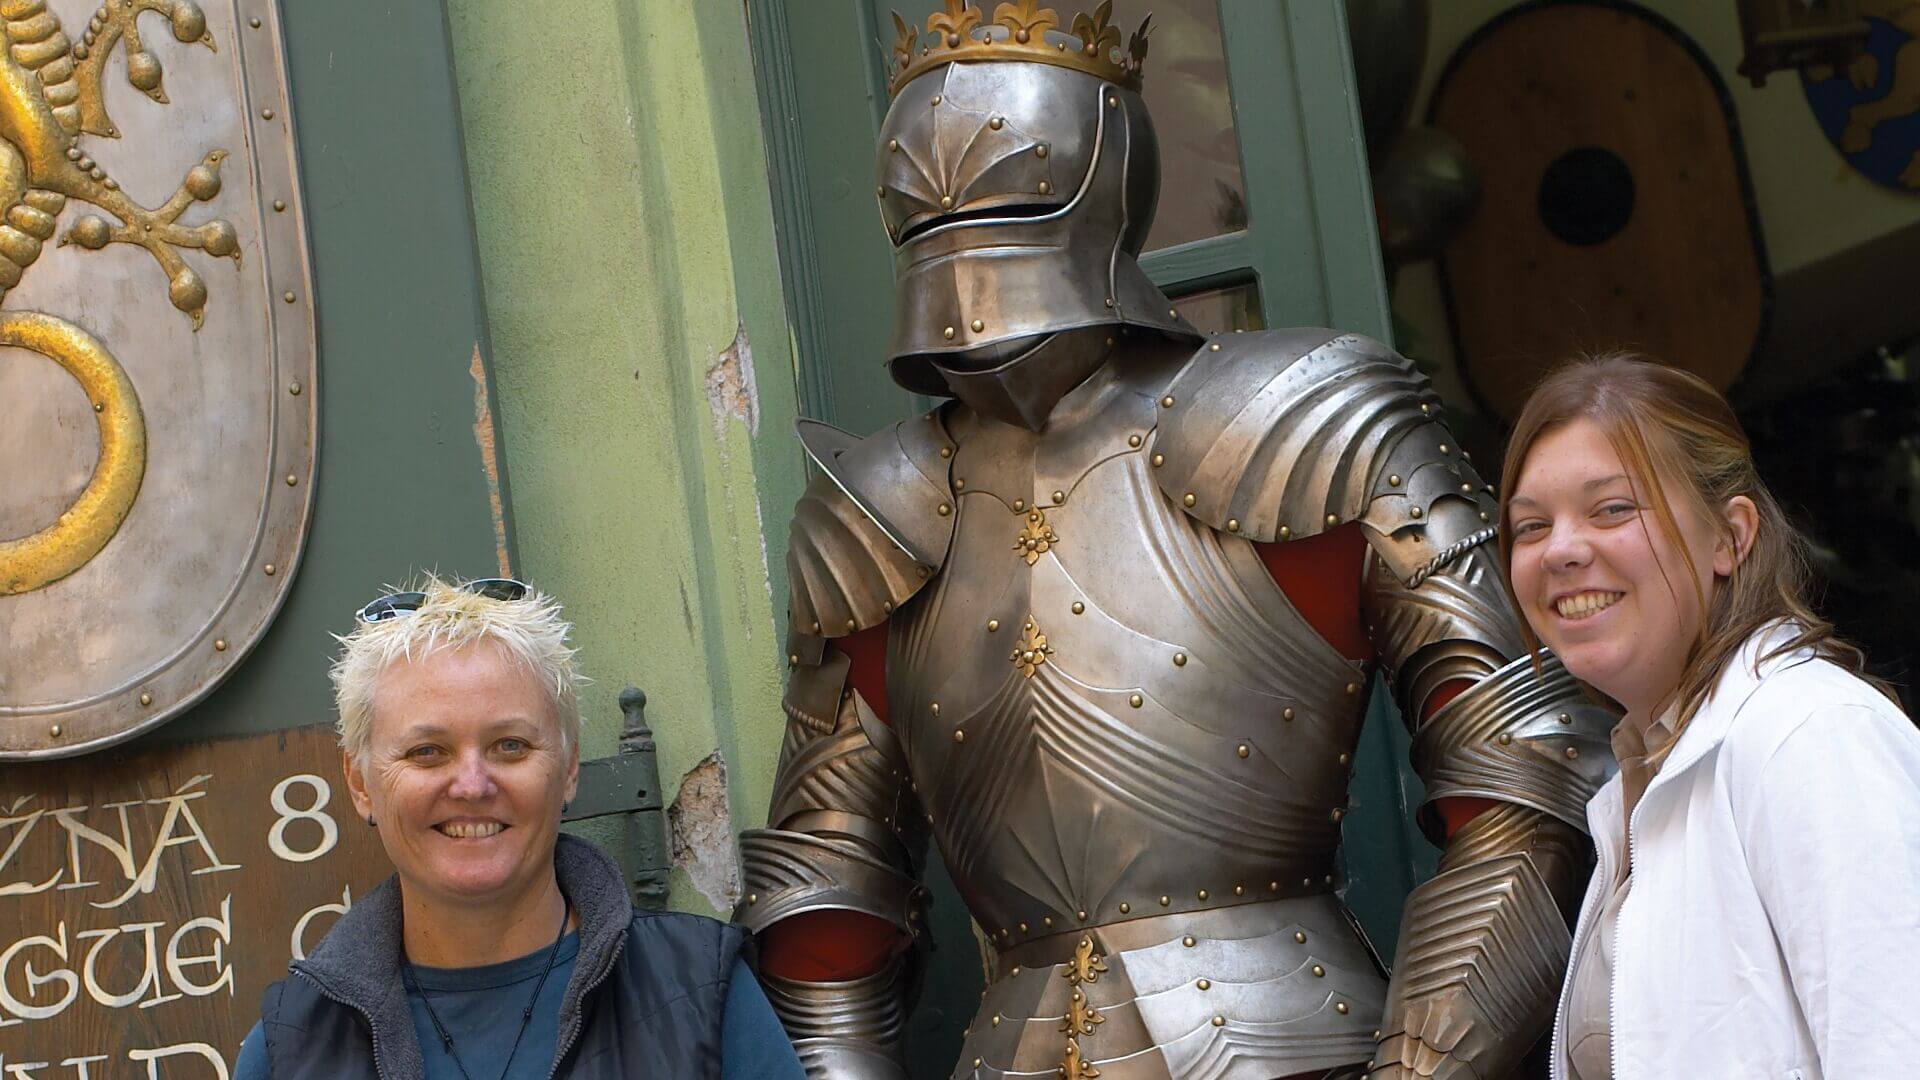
[704,321,760,436]
[468,343,512,577]
[668,752,741,911]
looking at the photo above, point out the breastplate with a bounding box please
[886,357,1387,1077]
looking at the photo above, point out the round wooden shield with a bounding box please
[1430,1,1770,422]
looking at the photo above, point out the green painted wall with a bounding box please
[445,0,806,913]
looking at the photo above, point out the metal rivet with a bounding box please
[971,319,985,332]
[943,325,956,340]
[1421,403,1432,415]
[1481,511,1492,522]
[788,653,799,666]
[1052,490,1065,503]
[1295,931,1307,943]
[1337,1001,1350,1014]
[264,563,276,576]
[1038,180,1052,195]
[1183,935,1196,947]
[1326,514,1339,526]
[1108,95,1119,107]
[938,502,951,515]
[931,703,941,715]
[248,16,260,27]
[877,187,885,198]
[1072,601,1085,614]
[1197,889,1209,901]
[1105,297,1115,307]
[1161,395,1175,408]
[811,620,822,633]
[988,619,1000,632]
[1159,895,1171,906]
[1410,506,1424,519]
[1197,978,1211,990]
[1077,909,1087,920]
[288,381,302,396]
[992,1014,1001,1026]
[1013,499,1026,512]
[1128,434,1142,447]
[953,478,966,490]
[1173,652,1188,667]
[1151,453,1165,468]
[1498,732,1513,745]
[939,195,954,210]
[260,108,275,120]
[888,139,900,151]
[953,729,965,743]
[1209,342,1221,351]
[1388,474,1402,486]
[845,619,857,632]
[1338,752,1351,765]
[1346,683,1359,694]
[1182,493,1196,508]
[1119,902,1131,913]
[1226,518,1239,532]
[1128,693,1143,708]
[1558,713,1572,724]
[1211,1015,1225,1027]
[92,401,104,412]
[1283,707,1296,721]
[273,199,286,212]
[1439,444,1450,454]
[1036,144,1049,157]
[1018,922,1027,932]
[1331,808,1345,822]
[214,639,228,651]
[1269,881,1280,892]
[49,724,61,737]
[931,95,942,106]
[1462,483,1474,494]
[748,893,758,904]
[1279,525,1292,539]
[1566,747,1581,760]
[1312,964,1326,977]
[1237,744,1249,758]
[284,473,297,486]
[990,116,1004,129]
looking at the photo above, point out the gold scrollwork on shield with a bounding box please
[0,0,236,595]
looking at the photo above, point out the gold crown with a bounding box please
[887,0,1151,98]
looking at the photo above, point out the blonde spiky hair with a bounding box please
[331,573,585,769]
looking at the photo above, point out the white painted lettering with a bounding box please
[267,775,337,864]
[164,895,233,998]
[0,923,78,1022]
[129,1043,228,1080]
[291,885,352,961]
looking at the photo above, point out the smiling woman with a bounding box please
[230,576,804,1079]
[1499,355,1920,1079]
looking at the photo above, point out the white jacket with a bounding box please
[1548,625,1920,1080]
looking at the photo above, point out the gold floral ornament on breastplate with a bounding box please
[1010,618,1053,677]
[1014,507,1059,565]
[1059,935,1109,1078]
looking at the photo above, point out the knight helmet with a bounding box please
[875,2,1203,429]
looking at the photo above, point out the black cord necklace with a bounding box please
[402,901,572,1080]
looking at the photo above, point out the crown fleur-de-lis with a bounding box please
[886,1,1145,97]
[1070,0,1120,59]
[890,11,921,78]
[1127,14,1152,72]
[929,0,983,46]
[993,0,1060,44]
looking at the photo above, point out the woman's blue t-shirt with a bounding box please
[235,932,801,1078]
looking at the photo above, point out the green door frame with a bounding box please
[745,0,1431,1066]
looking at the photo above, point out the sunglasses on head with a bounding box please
[355,577,531,623]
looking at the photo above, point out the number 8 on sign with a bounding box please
[269,773,338,863]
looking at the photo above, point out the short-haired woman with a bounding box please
[1501,354,1920,1078]
[235,576,803,1078]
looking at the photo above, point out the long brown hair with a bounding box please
[1499,353,1883,750]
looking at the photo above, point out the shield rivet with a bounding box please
[48,724,61,737]
[214,639,228,651]
[264,563,276,576]
[139,692,152,706]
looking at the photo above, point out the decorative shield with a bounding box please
[1801,5,1920,193]
[1429,1,1771,423]
[0,0,315,758]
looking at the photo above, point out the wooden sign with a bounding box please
[0,725,393,1075]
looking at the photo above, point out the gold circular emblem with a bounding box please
[0,312,146,595]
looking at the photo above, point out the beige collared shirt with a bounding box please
[1564,707,1679,1080]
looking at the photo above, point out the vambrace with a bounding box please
[735,646,927,1079]
[1370,804,1585,1079]
[1364,522,1616,1077]
[761,964,913,1080]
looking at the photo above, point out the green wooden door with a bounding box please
[747,1,1433,1068]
